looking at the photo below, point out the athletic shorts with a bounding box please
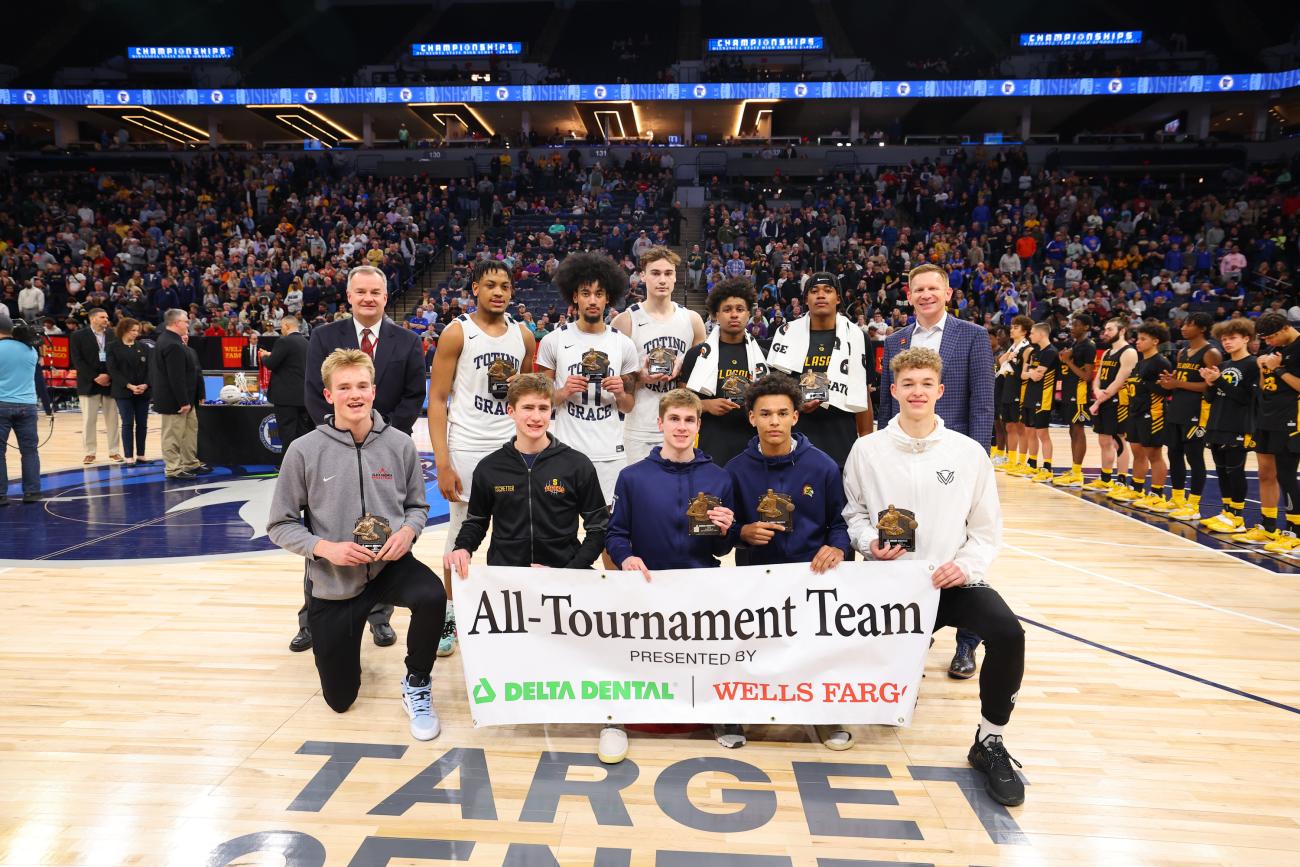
[1206,429,1250,448]
[593,458,623,505]
[1253,428,1299,456]
[1094,399,1123,436]
[1165,421,1205,448]
[997,400,1021,423]
[622,434,658,466]
[1022,401,1053,428]
[1059,397,1091,424]
[443,448,493,554]
[1129,412,1165,448]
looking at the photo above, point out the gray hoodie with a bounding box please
[267,411,429,600]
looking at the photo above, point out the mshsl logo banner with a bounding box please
[458,562,939,727]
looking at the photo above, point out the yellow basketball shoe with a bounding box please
[1231,525,1278,546]
[1200,512,1243,534]
[1081,477,1112,492]
[1030,469,1055,483]
[1006,463,1034,477]
[1052,470,1084,488]
[1146,497,1180,515]
[1263,532,1300,554]
[1168,502,1201,521]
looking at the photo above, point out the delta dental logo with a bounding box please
[471,677,675,704]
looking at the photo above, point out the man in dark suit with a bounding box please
[877,263,995,680]
[304,268,426,435]
[293,266,425,652]
[70,307,122,463]
[260,316,311,462]
[151,309,207,480]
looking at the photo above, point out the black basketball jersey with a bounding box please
[1132,352,1172,423]
[1021,343,1059,412]
[1257,338,1300,433]
[1206,354,1258,436]
[1059,337,1096,407]
[1167,342,1214,426]
[1098,343,1136,394]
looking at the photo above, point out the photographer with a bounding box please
[0,311,42,505]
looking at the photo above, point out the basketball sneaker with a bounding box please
[991,454,1009,468]
[437,617,458,657]
[713,723,747,749]
[598,725,628,763]
[1168,502,1201,521]
[815,724,855,751]
[1081,477,1111,492]
[1128,494,1158,510]
[1005,463,1033,477]
[1231,525,1277,545]
[1200,513,1243,534]
[1107,485,1141,501]
[968,731,1025,807]
[1051,470,1084,488]
[1030,469,1054,483]
[1146,497,1179,515]
[401,673,441,741]
[1262,532,1300,554]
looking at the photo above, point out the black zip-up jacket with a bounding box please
[453,434,608,568]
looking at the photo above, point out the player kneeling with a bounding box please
[842,348,1027,806]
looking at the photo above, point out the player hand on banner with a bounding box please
[621,556,652,582]
[437,462,463,501]
[740,521,784,546]
[445,548,471,579]
[930,561,968,589]
[377,525,415,561]
[707,505,735,534]
[314,539,376,567]
[810,545,844,574]
[868,538,907,560]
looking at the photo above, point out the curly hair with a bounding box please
[707,278,757,316]
[744,372,802,411]
[553,252,628,308]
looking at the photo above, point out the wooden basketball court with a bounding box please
[3,415,1300,866]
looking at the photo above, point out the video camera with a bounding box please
[10,317,45,350]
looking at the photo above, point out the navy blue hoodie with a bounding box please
[606,446,737,569]
[725,433,851,564]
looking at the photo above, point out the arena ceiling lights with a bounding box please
[246,105,356,147]
[85,105,209,145]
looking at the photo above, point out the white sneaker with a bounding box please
[598,725,628,763]
[815,724,854,750]
[991,455,1008,466]
[401,674,441,741]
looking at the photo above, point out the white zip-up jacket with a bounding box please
[842,416,1002,585]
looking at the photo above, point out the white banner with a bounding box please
[457,561,939,726]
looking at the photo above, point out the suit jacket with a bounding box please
[305,317,425,434]
[70,328,113,396]
[877,315,994,446]
[264,332,308,407]
[151,329,202,414]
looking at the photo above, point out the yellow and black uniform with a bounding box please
[1095,343,1137,436]
[1206,354,1258,518]
[1126,353,1172,447]
[998,339,1028,422]
[1020,343,1059,429]
[1166,343,1214,442]
[1206,355,1258,447]
[1255,339,1300,456]
[1059,336,1097,423]
[680,339,761,467]
[792,329,857,466]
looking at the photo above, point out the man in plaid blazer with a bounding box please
[877,264,995,679]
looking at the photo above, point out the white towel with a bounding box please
[685,330,768,396]
[767,314,869,413]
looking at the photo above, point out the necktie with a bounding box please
[361,328,375,358]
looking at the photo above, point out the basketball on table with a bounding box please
[219,384,245,404]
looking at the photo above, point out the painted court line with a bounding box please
[1004,542,1300,635]
[1019,615,1300,717]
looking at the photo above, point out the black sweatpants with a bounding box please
[274,404,315,462]
[306,553,447,713]
[933,585,1025,726]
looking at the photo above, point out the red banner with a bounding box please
[45,335,70,369]
[220,337,246,369]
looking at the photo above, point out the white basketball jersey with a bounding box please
[536,323,639,461]
[625,302,695,437]
[447,314,527,451]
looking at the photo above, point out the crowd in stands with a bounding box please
[690,148,1300,343]
[0,153,471,340]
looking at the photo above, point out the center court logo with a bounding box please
[2,457,448,564]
